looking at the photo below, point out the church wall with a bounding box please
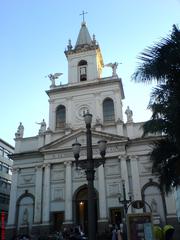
[131,123,144,138]
[104,158,121,212]
[47,80,123,131]
[50,202,65,212]
[13,156,43,167]
[15,137,39,153]
[124,122,144,139]
[102,125,117,135]
[165,194,177,216]
[175,187,180,221]
[138,156,155,187]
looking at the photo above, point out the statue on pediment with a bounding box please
[15,122,24,138]
[36,119,47,135]
[125,106,133,123]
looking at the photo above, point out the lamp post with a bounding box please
[118,179,132,240]
[72,112,107,240]
[118,179,132,214]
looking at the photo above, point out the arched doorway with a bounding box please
[142,179,167,225]
[16,191,34,235]
[73,185,98,234]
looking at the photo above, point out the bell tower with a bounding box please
[64,21,104,84]
[47,18,124,136]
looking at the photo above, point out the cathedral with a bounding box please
[6,20,178,238]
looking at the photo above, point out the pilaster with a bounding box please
[64,161,73,224]
[67,97,72,127]
[97,165,108,233]
[114,90,123,122]
[48,98,55,131]
[130,156,141,200]
[42,163,51,223]
[34,166,43,223]
[116,118,124,136]
[98,165,108,220]
[119,156,129,196]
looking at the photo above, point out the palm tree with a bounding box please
[132,24,180,192]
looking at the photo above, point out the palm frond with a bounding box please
[150,139,179,193]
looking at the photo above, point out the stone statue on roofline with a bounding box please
[46,73,63,88]
[15,122,24,138]
[104,62,119,77]
[125,106,133,123]
[36,119,47,135]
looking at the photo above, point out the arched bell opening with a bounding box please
[78,60,88,81]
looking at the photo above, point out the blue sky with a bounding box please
[1,0,180,146]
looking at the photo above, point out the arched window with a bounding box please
[103,98,115,122]
[56,105,66,128]
[78,60,87,81]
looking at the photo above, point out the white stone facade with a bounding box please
[6,21,178,238]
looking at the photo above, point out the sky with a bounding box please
[0,0,180,146]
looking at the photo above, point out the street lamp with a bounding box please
[118,179,132,214]
[118,179,132,240]
[72,112,107,240]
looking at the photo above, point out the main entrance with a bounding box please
[74,185,98,234]
[110,207,124,226]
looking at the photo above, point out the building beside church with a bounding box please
[0,138,14,227]
[6,20,178,238]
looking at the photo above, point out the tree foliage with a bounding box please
[132,25,180,192]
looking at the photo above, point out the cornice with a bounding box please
[9,151,43,160]
[126,135,164,146]
[64,44,99,56]
[46,77,123,96]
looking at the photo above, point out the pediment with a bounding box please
[40,129,128,152]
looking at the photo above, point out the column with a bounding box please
[130,156,141,200]
[120,156,129,196]
[42,164,50,223]
[7,168,19,226]
[34,166,43,223]
[64,161,73,223]
[98,165,108,220]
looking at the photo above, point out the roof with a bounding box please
[75,22,92,48]
[0,138,14,150]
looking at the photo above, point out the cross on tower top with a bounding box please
[80,10,88,22]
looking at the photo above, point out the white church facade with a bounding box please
[6,20,178,238]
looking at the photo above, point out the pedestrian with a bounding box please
[112,225,117,240]
[117,226,123,240]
